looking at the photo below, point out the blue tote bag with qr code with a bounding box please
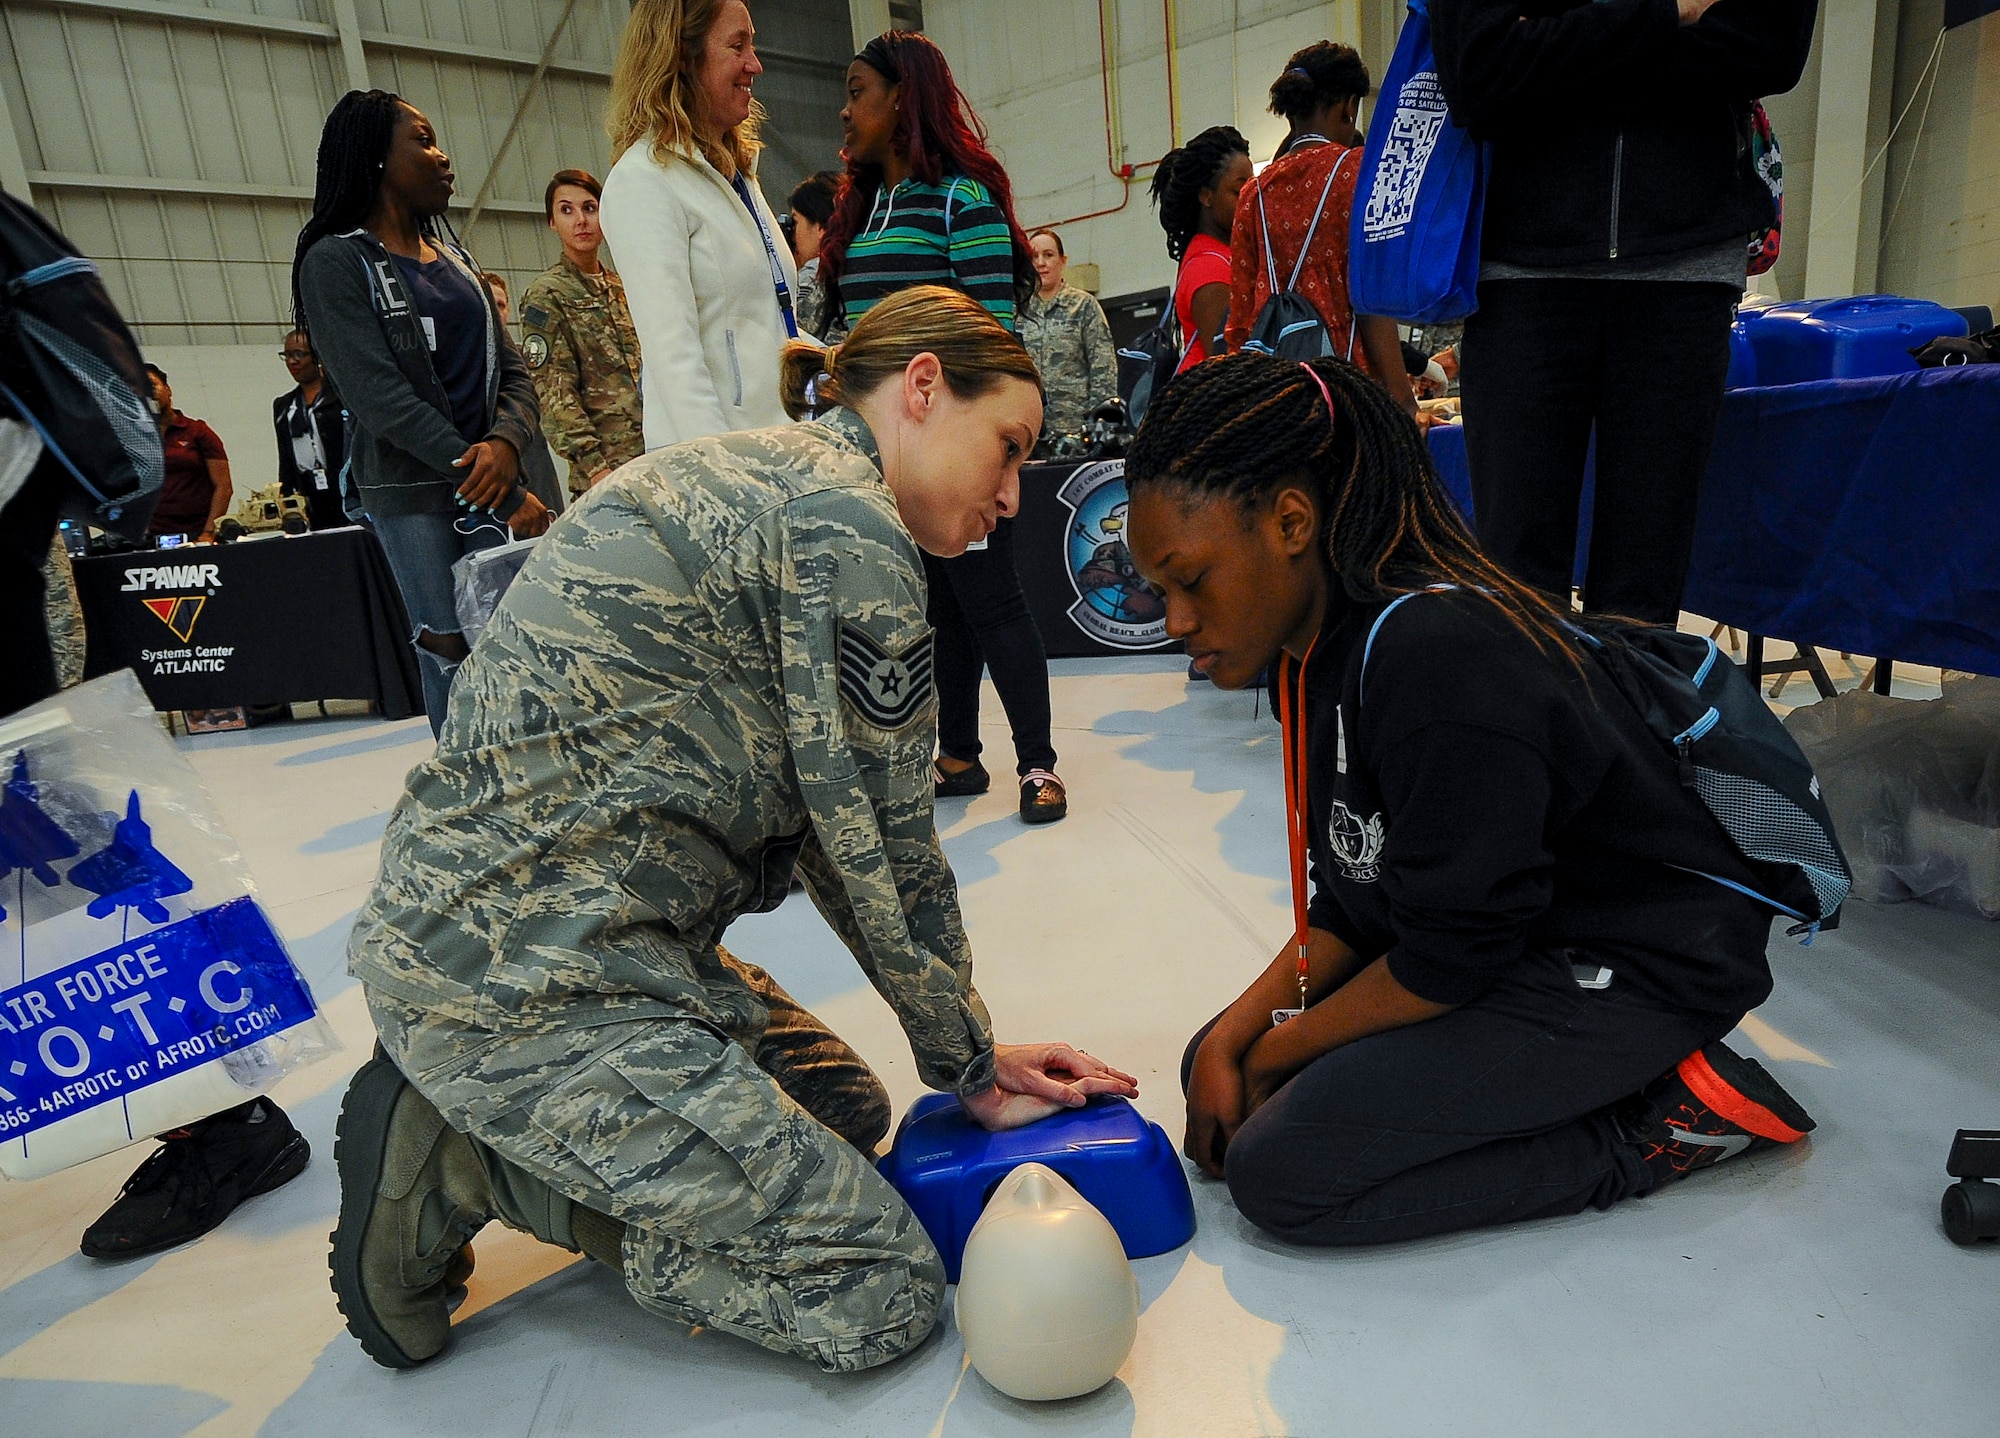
[1348,0,1488,325]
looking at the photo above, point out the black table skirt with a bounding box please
[74,527,424,718]
[1016,459,1179,660]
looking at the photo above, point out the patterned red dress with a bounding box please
[1225,140,1372,375]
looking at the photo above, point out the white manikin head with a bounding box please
[953,1162,1140,1401]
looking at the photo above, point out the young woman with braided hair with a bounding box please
[1149,126,1252,375]
[1125,353,1817,1247]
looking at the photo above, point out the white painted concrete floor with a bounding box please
[3,655,1997,1437]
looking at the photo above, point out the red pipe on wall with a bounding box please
[1031,1,1173,230]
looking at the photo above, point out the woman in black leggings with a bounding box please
[818,30,1065,822]
[1124,353,1819,1246]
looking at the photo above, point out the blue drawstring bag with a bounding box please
[1348,0,1488,326]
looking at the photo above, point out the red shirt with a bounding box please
[1225,141,1371,373]
[1173,233,1234,375]
[150,413,228,537]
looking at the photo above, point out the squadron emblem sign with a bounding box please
[1056,461,1167,650]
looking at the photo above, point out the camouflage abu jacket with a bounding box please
[1018,283,1118,439]
[346,408,998,1099]
[520,256,644,490]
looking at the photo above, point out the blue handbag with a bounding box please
[1348,0,1488,325]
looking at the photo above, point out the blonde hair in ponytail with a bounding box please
[780,286,1042,421]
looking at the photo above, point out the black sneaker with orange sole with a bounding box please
[1625,1040,1816,1189]
[80,1096,310,1260]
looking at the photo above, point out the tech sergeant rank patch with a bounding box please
[837,623,934,729]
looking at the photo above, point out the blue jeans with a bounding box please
[369,508,508,736]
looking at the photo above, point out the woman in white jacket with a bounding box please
[601,0,799,451]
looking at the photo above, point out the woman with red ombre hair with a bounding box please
[818,30,1067,826]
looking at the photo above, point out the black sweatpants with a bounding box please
[1,460,67,719]
[922,517,1057,777]
[1460,278,1738,624]
[1181,949,1737,1246]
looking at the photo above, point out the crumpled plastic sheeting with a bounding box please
[1785,676,2000,919]
[452,536,540,649]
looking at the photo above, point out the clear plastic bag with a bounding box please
[0,671,337,1179]
[1784,675,2000,919]
[451,535,540,649]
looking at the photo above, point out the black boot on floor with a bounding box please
[80,1096,310,1260]
[1623,1040,1816,1190]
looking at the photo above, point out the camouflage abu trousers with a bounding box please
[365,951,945,1373]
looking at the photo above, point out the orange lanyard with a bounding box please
[1276,639,1317,1012]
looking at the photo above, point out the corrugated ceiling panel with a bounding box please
[358,0,623,64]
[9,0,845,343]
[6,8,337,185]
[196,0,325,22]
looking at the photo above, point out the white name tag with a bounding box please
[421,316,437,352]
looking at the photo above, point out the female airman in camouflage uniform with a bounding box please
[520,169,644,493]
[331,287,1137,1375]
[1020,228,1119,443]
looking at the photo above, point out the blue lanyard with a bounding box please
[731,172,798,340]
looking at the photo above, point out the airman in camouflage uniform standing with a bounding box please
[1020,229,1118,444]
[335,408,997,1374]
[519,255,644,493]
[1019,281,1118,441]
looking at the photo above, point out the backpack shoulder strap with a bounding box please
[1359,583,1458,707]
[1286,150,1352,293]
[1257,186,1279,294]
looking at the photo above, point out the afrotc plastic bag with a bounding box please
[452,535,540,650]
[1783,676,2000,920]
[0,671,335,1179]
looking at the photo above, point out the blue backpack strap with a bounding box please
[1359,584,1458,707]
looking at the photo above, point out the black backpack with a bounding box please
[0,191,161,538]
[1363,590,1852,939]
[1117,308,1181,428]
[1240,150,1356,363]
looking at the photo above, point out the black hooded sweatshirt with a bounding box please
[1431,0,1818,268]
[1298,588,1777,1018]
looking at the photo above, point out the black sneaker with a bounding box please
[933,756,991,797]
[1625,1040,1816,1190]
[80,1097,310,1260]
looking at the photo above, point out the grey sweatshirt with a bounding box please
[297,228,540,517]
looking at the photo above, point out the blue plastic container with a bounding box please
[1739,295,1967,386]
[1725,317,1758,389]
[877,1094,1196,1283]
